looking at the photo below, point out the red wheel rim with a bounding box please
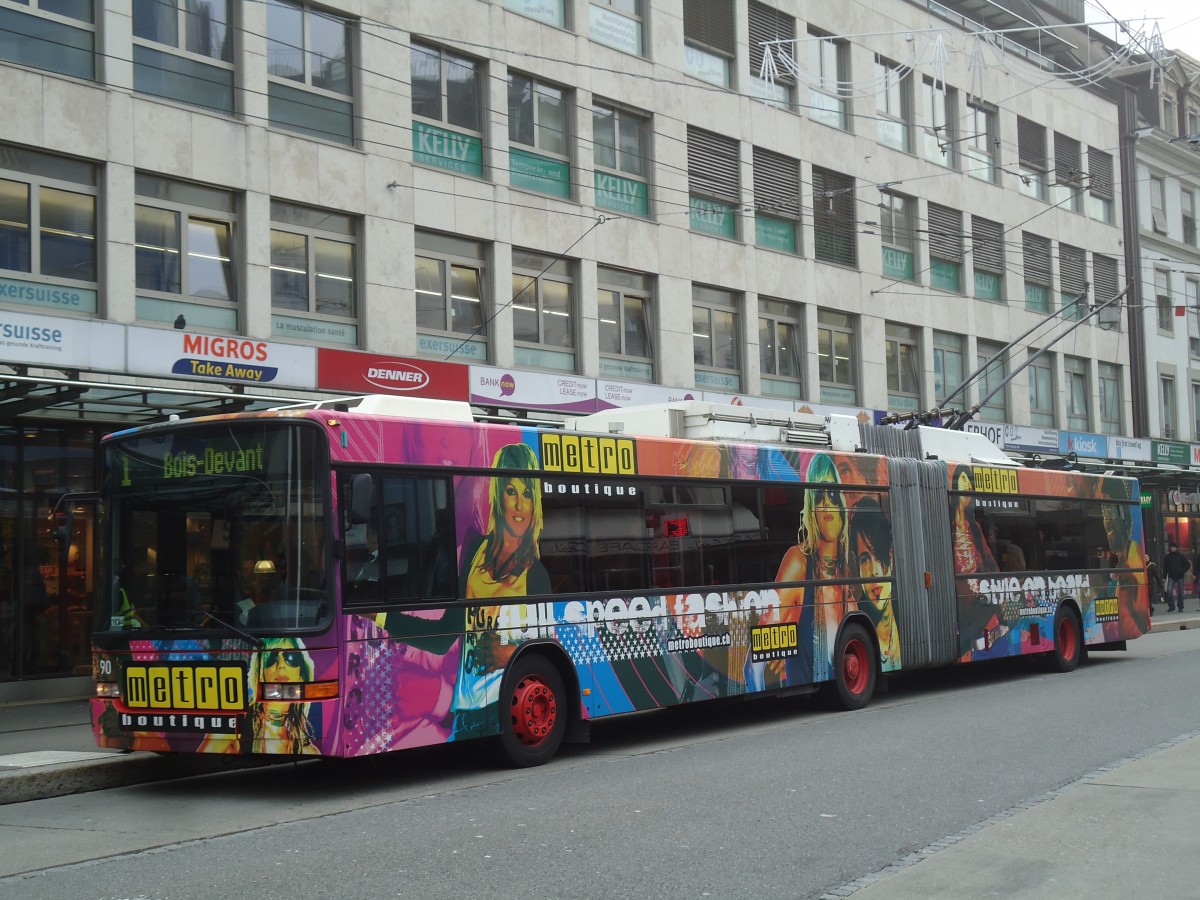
[509,674,558,747]
[842,638,870,696]
[1058,616,1078,662]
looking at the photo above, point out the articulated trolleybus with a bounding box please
[92,397,1149,766]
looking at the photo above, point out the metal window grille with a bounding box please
[687,127,739,204]
[1017,117,1047,170]
[1023,233,1051,286]
[812,166,856,266]
[753,146,799,219]
[927,203,963,262]
[748,1,794,84]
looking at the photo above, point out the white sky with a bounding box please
[1086,0,1200,61]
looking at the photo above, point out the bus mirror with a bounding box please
[348,473,375,525]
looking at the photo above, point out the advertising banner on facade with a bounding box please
[317,349,468,400]
[469,365,597,413]
[1002,424,1060,453]
[1111,435,1152,462]
[1059,431,1109,459]
[127,328,317,389]
[0,310,124,370]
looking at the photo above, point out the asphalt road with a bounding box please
[2,628,1198,900]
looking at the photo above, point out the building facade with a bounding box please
[0,0,1160,693]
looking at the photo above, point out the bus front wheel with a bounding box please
[498,653,567,767]
[830,623,876,711]
[1050,606,1084,673]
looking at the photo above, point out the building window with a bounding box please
[1065,355,1090,431]
[508,72,571,198]
[972,216,1004,301]
[269,201,357,345]
[1190,280,1200,357]
[410,42,484,178]
[267,0,355,145]
[885,322,920,413]
[817,309,857,405]
[933,331,964,406]
[976,339,1008,423]
[589,0,644,57]
[0,0,95,80]
[965,99,998,184]
[593,101,650,217]
[1088,147,1114,225]
[1163,95,1176,136]
[879,190,916,281]
[1156,268,1173,333]
[682,0,733,87]
[512,249,575,372]
[1023,232,1051,314]
[1150,175,1168,234]
[1193,381,1200,440]
[759,297,802,399]
[1161,374,1177,440]
[0,145,98,314]
[135,174,237,330]
[922,78,955,167]
[688,127,739,238]
[1052,132,1083,213]
[807,29,848,130]
[692,285,740,391]
[1059,243,1086,321]
[753,147,800,253]
[1093,253,1122,329]
[598,266,654,381]
[812,166,856,267]
[1184,188,1197,246]
[132,0,233,114]
[1028,351,1055,427]
[506,0,566,28]
[414,231,488,362]
[748,1,794,109]
[874,55,911,152]
[1099,362,1122,435]
[928,202,963,292]
[1017,117,1047,201]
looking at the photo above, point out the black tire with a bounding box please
[498,653,567,767]
[829,623,877,711]
[1049,606,1084,673]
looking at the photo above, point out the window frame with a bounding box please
[927,202,963,293]
[976,339,1008,423]
[682,0,734,87]
[1028,351,1056,428]
[268,200,358,344]
[748,1,795,109]
[817,308,857,405]
[879,189,916,282]
[1065,355,1091,431]
[758,296,803,399]
[874,55,912,153]
[807,28,848,131]
[414,231,490,363]
[131,0,234,114]
[1017,117,1048,201]
[921,77,956,168]
[134,174,238,331]
[508,71,572,198]
[410,41,484,134]
[692,284,741,392]
[1150,175,1168,235]
[1098,362,1122,435]
[266,0,356,145]
[1156,268,1174,333]
[933,330,964,406]
[971,215,1004,301]
[885,322,920,413]
[0,146,99,311]
[588,0,645,57]
[1087,146,1114,225]
[0,0,96,80]
[1023,232,1052,314]
[965,99,998,184]
[753,146,801,254]
[687,126,740,239]
[597,265,655,382]
[1161,373,1178,440]
[511,249,576,373]
[592,100,651,217]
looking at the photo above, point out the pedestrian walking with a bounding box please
[1162,543,1190,612]
[1146,560,1163,616]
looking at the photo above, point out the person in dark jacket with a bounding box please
[1163,543,1190,612]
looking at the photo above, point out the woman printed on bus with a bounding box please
[453,442,550,739]
[949,464,1008,658]
[198,637,319,755]
[1096,477,1150,636]
[849,496,901,669]
[749,453,855,689]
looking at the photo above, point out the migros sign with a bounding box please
[124,663,246,711]
[539,433,637,475]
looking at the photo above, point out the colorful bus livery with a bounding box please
[91,398,1149,766]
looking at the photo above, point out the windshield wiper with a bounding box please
[202,611,265,649]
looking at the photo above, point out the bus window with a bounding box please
[645,482,735,588]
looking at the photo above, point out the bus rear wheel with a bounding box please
[498,654,567,767]
[1050,606,1084,673]
[830,623,876,711]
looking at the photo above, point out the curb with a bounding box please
[0,754,264,806]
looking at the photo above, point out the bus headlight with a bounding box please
[96,683,121,699]
[260,682,337,701]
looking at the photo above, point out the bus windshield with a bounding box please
[101,420,331,634]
